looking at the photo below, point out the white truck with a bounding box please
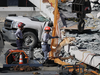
[2,0,56,47]
[2,15,52,47]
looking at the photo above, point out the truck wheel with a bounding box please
[78,19,85,32]
[23,32,37,47]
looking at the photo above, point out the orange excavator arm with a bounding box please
[48,0,60,58]
[48,0,70,66]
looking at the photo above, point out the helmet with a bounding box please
[44,26,51,31]
[18,22,25,28]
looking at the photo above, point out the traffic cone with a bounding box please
[19,53,23,64]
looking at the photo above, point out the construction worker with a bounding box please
[15,22,25,50]
[41,26,59,60]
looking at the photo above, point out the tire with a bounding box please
[78,19,85,32]
[23,32,37,47]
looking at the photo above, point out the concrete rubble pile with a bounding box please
[58,0,100,11]
[90,0,100,11]
[58,0,100,53]
[63,17,100,52]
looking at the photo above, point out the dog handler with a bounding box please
[41,26,59,60]
[15,22,25,49]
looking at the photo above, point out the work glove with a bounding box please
[17,37,20,40]
[55,36,59,38]
[17,37,23,40]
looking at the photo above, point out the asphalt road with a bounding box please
[0,22,17,66]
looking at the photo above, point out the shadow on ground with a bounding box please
[11,43,17,47]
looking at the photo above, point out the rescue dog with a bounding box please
[55,37,76,57]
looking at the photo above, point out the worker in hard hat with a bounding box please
[41,26,59,60]
[15,22,25,49]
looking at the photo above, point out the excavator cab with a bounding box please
[72,0,91,32]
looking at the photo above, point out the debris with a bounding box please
[10,65,40,72]
[62,16,100,52]
[33,72,40,75]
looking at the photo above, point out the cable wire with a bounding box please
[76,51,91,64]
